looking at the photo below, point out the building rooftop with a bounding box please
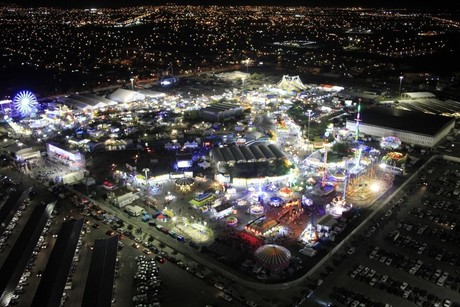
[357,107,454,136]
[0,188,31,236]
[0,202,55,306]
[82,236,119,307]
[32,219,84,307]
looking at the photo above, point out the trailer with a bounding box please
[125,205,144,217]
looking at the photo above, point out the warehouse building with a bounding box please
[346,107,455,147]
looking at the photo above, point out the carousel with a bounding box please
[226,216,238,227]
[249,204,265,215]
[270,197,283,207]
[326,196,352,218]
[175,177,196,194]
[254,244,292,270]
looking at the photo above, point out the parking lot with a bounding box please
[309,157,460,307]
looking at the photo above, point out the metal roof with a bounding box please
[82,236,119,307]
[0,188,31,236]
[268,144,287,159]
[356,107,454,136]
[249,145,265,160]
[0,202,55,307]
[258,144,276,159]
[211,144,287,163]
[32,219,84,307]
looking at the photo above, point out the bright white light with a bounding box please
[370,183,381,192]
[13,90,38,117]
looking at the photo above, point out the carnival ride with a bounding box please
[344,163,392,203]
[301,196,313,207]
[270,197,283,207]
[380,136,402,150]
[326,195,352,218]
[245,216,279,237]
[333,127,354,143]
[4,116,31,136]
[354,102,362,141]
[276,199,303,223]
[226,216,238,227]
[249,204,265,215]
[254,244,292,270]
[321,142,332,188]
[14,90,38,117]
[299,214,319,246]
[278,186,293,198]
[382,151,408,166]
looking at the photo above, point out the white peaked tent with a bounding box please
[277,75,307,92]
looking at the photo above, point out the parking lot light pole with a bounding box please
[306,109,313,142]
[143,168,150,216]
[399,75,404,99]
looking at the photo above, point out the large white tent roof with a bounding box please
[137,89,166,98]
[59,93,117,110]
[402,92,436,99]
[109,88,146,103]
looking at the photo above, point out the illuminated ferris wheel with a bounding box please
[13,90,38,117]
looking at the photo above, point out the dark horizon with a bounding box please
[4,0,460,9]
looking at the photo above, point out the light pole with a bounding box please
[398,75,404,99]
[143,168,149,190]
[245,58,250,73]
[306,109,313,142]
[130,78,134,91]
[143,167,150,217]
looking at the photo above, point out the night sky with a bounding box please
[5,0,460,9]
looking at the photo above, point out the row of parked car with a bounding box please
[397,217,460,247]
[368,245,458,299]
[0,198,29,252]
[409,207,458,231]
[331,285,392,307]
[350,262,451,307]
[133,255,162,307]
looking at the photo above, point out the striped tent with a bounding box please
[254,244,291,270]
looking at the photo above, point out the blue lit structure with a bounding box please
[160,76,178,87]
[13,90,38,117]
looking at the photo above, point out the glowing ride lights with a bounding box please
[277,199,303,224]
[164,191,175,202]
[13,90,38,117]
[249,204,265,215]
[245,216,279,237]
[326,195,352,218]
[370,182,381,193]
[354,101,362,141]
[269,197,283,207]
[380,136,402,150]
[226,216,238,227]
